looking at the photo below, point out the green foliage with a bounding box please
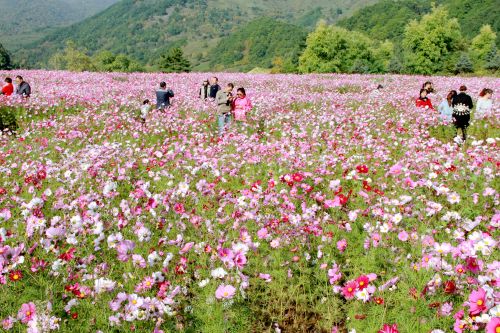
[338,0,500,45]
[469,25,497,70]
[211,18,307,72]
[49,41,143,72]
[0,42,12,69]
[158,48,191,73]
[49,41,95,71]
[402,6,463,74]
[298,23,384,74]
[454,53,474,74]
[0,106,20,134]
[484,46,500,72]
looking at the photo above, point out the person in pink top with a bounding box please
[232,87,252,121]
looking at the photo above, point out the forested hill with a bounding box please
[16,0,376,70]
[0,0,120,49]
[338,0,500,45]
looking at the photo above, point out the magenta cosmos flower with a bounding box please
[378,323,399,333]
[468,287,487,315]
[215,284,236,300]
[17,302,36,324]
[485,317,500,333]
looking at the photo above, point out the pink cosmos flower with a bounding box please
[215,284,236,300]
[378,323,399,333]
[17,302,36,324]
[468,288,487,315]
[486,317,500,333]
[336,239,347,253]
[398,231,409,242]
[342,280,358,299]
[173,202,185,214]
[356,275,369,290]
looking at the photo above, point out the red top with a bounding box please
[1,83,14,96]
[415,97,434,110]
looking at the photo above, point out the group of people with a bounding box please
[199,77,253,134]
[0,76,31,98]
[138,78,253,135]
[415,81,494,143]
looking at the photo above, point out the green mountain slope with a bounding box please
[0,0,120,50]
[16,0,377,69]
[208,18,308,72]
[338,0,500,44]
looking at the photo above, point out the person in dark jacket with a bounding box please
[209,77,220,99]
[15,76,31,97]
[199,79,210,100]
[156,81,174,110]
[451,85,473,143]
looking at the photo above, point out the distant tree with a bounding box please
[454,53,474,74]
[402,6,463,74]
[49,41,95,72]
[0,42,12,70]
[484,45,500,72]
[299,23,381,73]
[469,25,497,69]
[158,48,191,73]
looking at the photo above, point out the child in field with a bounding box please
[232,88,252,122]
[140,99,151,125]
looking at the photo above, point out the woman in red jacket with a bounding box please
[1,77,14,96]
[415,88,434,110]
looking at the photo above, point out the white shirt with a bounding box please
[140,104,150,119]
[475,97,493,118]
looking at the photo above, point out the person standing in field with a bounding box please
[415,88,434,110]
[156,81,174,110]
[199,79,210,100]
[1,77,14,96]
[452,85,473,143]
[232,87,252,122]
[437,90,456,121]
[140,99,151,125]
[209,77,220,99]
[475,88,493,119]
[215,83,234,136]
[15,76,31,98]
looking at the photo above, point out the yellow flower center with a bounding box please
[80,292,85,297]
[495,326,500,333]
[223,292,228,297]
[348,288,353,292]
[458,268,463,273]
[132,300,137,305]
[26,311,31,316]
[146,281,151,286]
[477,300,483,306]
[424,257,429,262]
[13,274,19,280]
[359,282,364,286]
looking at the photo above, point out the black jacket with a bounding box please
[16,81,31,97]
[451,92,473,115]
[156,89,174,108]
[209,84,220,99]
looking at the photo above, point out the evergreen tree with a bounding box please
[454,53,474,74]
[0,42,12,70]
[402,6,463,74]
[484,46,500,72]
[158,48,191,73]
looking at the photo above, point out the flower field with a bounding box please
[0,71,499,333]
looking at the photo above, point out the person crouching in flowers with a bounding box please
[437,90,456,121]
[416,88,434,110]
[232,87,252,122]
[452,85,473,143]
